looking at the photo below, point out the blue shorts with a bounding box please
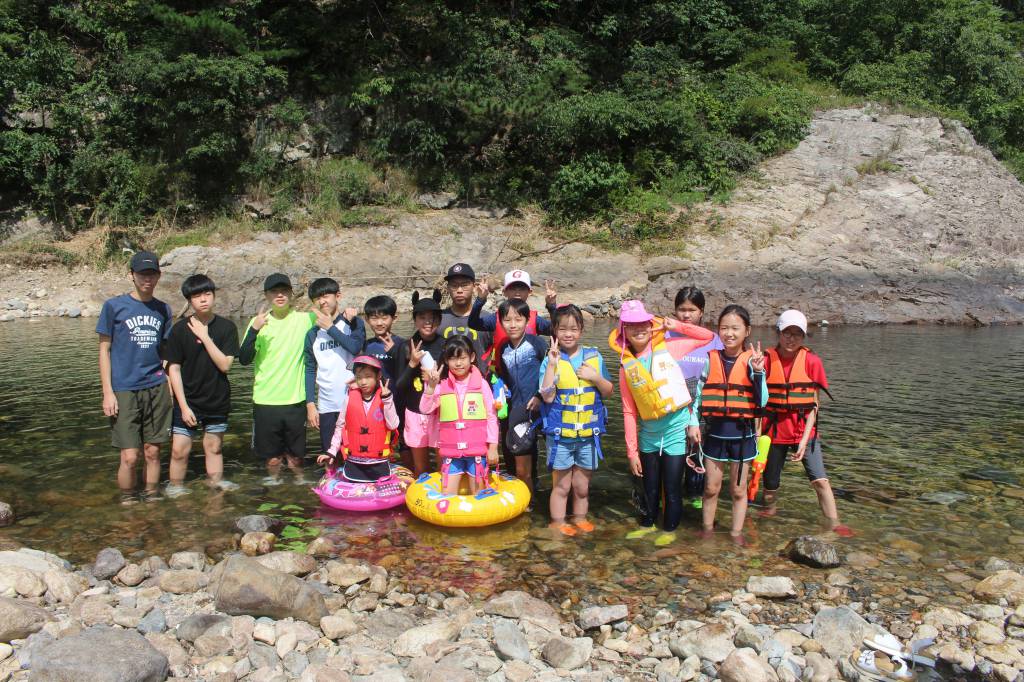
[703,435,757,463]
[548,438,599,471]
[171,408,228,439]
[441,456,486,478]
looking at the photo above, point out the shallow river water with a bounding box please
[1,319,1022,607]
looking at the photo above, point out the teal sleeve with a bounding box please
[748,359,769,408]
[597,354,610,381]
[538,357,549,391]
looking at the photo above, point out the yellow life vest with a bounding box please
[608,328,691,422]
[546,348,606,439]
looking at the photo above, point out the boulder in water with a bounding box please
[785,536,841,568]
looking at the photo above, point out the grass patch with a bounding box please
[856,157,901,175]
[0,242,81,267]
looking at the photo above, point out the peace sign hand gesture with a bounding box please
[750,341,765,373]
[252,305,269,331]
[380,332,394,351]
[544,279,557,306]
[380,377,392,399]
[547,335,560,362]
[474,279,490,301]
[408,339,425,368]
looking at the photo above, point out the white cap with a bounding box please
[503,269,533,291]
[776,309,808,334]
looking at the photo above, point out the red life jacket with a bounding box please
[488,309,538,371]
[341,387,396,461]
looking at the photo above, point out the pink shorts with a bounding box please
[403,409,438,449]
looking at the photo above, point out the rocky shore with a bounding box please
[2,106,1024,326]
[1,515,1023,682]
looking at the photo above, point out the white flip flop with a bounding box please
[864,633,937,668]
[850,649,918,681]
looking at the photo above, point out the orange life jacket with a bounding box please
[764,347,821,414]
[341,388,396,461]
[701,349,759,419]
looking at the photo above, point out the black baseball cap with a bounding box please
[444,263,475,281]
[129,251,161,273]
[263,273,292,291]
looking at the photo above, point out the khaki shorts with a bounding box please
[111,384,173,449]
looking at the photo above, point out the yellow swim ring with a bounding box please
[405,471,531,528]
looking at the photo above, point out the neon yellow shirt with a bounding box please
[244,309,315,405]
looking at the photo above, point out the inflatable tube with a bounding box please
[313,466,414,512]
[405,471,531,527]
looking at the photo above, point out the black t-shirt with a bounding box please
[163,315,240,415]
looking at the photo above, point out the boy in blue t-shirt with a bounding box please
[97,251,173,504]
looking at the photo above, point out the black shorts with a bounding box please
[318,411,340,454]
[252,403,307,460]
[343,459,392,482]
[703,435,757,463]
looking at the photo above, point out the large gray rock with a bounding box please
[542,635,593,670]
[158,569,207,594]
[719,647,779,682]
[392,618,460,658]
[578,604,628,629]
[0,597,53,642]
[974,570,1024,606]
[92,547,126,580]
[492,619,530,661]
[812,606,886,659]
[483,591,561,630]
[210,554,328,624]
[0,549,71,573]
[669,623,735,663]
[30,626,168,681]
[254,551,316,576]
[785,536,841,568]
[167,551,207,572]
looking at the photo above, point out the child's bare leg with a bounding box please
[285,454,303,476]
[549,469,572,524]
[811,478,840,523]
[570,467,593,523]
[701,459,725,534]
[142,443,161,491]
[118,448,140,491]
[202,432,224,484]
[443,472,463,495]
[169,435,192,485]
[730,462,749,536]
[411,447,430,477]
[514,454,533,495]
[266,456,282,477]
[761,489,779,515]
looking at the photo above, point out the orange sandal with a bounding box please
[573,519,596,533]
[550,522,577,536]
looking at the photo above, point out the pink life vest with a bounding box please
[435,366,490,458]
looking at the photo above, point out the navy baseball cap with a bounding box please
[129,251,161,273]
[444,263,475,281]
[263,273,292,291]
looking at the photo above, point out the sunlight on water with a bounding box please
[1,318,1022,602]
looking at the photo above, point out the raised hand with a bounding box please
[314,306,334,330]
[544,279,557,306]
[380,332,394,351]
[750,340,765,373]
[408,339,424,367]
[343,307,359,322]
[380,377,392,399]
[547,335,560,362]
[251,304,269,331]
[187,316,211,343]
[474,279,490,301]
[424,367,441,389]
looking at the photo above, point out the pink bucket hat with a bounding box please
[618,300,654,324]
[352,355,383,370]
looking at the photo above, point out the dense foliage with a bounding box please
[2,0,1024,229]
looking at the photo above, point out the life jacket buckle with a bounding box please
[455,421,465,429]
[457,442,468,450]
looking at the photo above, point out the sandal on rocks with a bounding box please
[849,649,917,681]
[864,633,937,668]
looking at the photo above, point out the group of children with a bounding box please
[98,252,848,543]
